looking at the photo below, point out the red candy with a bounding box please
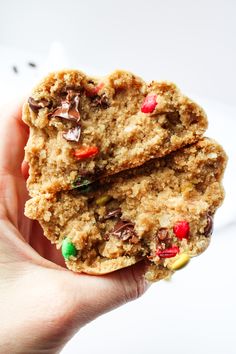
[93,82,104,94]
[157,245,179,258]
[173,221,190,240]
[141,94,157,113]
[74,146,99,159]
[86,82,104,97]
[87,82,105,97]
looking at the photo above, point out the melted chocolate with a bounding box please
[110,220,137,241]
[50,91,80,122]
[204,214,213,237]
[28,97,51,113]
[63,126,81,142]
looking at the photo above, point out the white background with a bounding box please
[0,1,235,353]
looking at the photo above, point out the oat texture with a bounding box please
[25,138,226,281]
[23,70,207,196]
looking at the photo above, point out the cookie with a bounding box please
[25,138,226,281]
[23,70,207,196]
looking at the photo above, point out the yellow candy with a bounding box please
[95,195,111,206]
[169,253,190,271]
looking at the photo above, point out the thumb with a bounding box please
[39,262,150,352]
[50,262,150,334]
[71,261,150,324]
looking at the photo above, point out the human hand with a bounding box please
[0,103,149,354]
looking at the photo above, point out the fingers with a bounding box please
[0,101,30,228]
[0,101,29,177]
[21,161,29,180]
[29,221,66,267]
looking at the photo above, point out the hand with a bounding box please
[0,103,149,354]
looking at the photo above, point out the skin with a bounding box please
[0,103,149,354]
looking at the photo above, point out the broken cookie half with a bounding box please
[25,138,226,281]
[23,69,207,196]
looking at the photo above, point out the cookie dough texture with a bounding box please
[23,70,208,196]
[25,138,226,281]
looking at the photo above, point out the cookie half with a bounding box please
[25,138,226,281]
[23,70,207,196]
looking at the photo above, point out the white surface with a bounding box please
[0,0,236,105]
[0,1,235,353]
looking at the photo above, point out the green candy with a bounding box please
[72,176,93,190]
[62,238,77,260]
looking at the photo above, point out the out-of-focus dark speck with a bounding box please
[28,62,37,68]
[12,66,18,74]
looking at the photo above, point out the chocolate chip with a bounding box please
[91,94,110,109]
[157,228,169,241]
[58,91,68,99]
[110,220,137,241]
[103,208,122,220]
[156,230,173,248]
[204,214,213,237]
[63,126,81,142]
[28,97,51,113]
[50,91,80,122]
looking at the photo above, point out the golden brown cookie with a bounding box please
[25,138,226,281]
[23,70,207,196]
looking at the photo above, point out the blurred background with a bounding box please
[0,0,235,353]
